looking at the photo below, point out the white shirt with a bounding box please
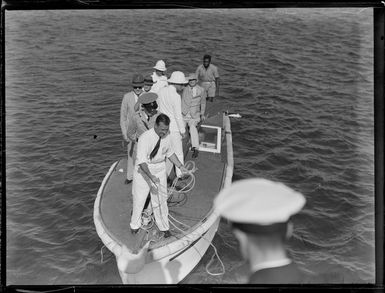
[157,85,186,134]
[136,128,174,166]
[151,72,168,94]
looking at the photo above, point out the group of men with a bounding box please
[119,55,310,284]
[120,55,220,239]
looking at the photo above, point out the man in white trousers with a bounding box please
[130,114,189,238]
[157,71,188,178]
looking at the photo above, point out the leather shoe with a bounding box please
[163,230,172,238]
[131,228,139,234]
[192,148,199,158]
[125,179,133,184]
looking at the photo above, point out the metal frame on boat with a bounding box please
[93,111,234,284]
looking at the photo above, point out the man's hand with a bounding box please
[200,115,205,122]
[179,166,190,175]
[122,136,129,147]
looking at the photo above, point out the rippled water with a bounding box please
[5,8,374,284]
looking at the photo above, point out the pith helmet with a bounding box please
[153,60,167,72]
[167,71,188,84]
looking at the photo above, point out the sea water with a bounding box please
[4,8,374,284]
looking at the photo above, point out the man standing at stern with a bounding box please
[182,73,206,158]
[120,74,144,184]
[214,178,307,284]
[130,114,189,238]
[195,54,220,102]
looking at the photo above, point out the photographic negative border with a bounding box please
[1,0,383,292]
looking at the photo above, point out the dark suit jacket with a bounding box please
[248,262,304,284]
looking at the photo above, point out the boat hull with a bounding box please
[94,109,233,284]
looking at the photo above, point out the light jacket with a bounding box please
[120,91,139,139]
[181,85,206,119]
[157,85,186,134]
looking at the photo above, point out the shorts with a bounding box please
[200,81,216,97]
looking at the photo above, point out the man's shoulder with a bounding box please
[249,263,304,284]
[139,127,153,140]
[196,85,205,92]
[123,91,135,99]
[158,85,169,94]
[209,64,218,71]
[133,111,143,120]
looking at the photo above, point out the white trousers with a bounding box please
[184,117,200,149]
[126,140,135,180]
[166,131,184,178]
[130,163,169,231]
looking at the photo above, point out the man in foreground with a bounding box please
[214,178,307,284]
[130,114,189,238]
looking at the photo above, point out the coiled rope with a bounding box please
[136,160,225,277]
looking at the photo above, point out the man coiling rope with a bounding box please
[140,160,197,231]
[135,160,225,277]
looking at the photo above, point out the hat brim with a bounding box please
[153,67,166,71]
[168,79,188,84]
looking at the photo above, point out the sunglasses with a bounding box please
[133,86,143,89]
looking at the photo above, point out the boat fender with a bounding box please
[116,242,151,274]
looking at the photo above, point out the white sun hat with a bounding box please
[214,178,306,226]
[153,60,167,72]
[167,71,188,84]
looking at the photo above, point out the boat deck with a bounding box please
[99,109,227,253]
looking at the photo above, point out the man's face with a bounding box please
[155,70,164,77]
[154,121,169,138]
[188,79,197,87]
[203,58,210,68]
[133,86,143,96]
[143,84,152,92]
[175,84,186,92]
[143,101,158,116]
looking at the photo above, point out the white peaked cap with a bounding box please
[153,60,167,71]
[167,71,188,84]
[214,178,306,225]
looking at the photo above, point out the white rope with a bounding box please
[205,242,225,276]
[168,213,225,277]
[100,245,106,263]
